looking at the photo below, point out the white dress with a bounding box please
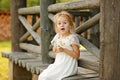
[38,33,80,80]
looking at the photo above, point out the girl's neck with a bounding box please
[59,32,71,38]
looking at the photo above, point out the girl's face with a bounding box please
[56,16,71,36]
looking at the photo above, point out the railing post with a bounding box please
[100,0,120,80]
[10,0,32,80]
[40,0,56,63]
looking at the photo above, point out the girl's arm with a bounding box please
[56,44,80,59]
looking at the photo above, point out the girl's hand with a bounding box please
[53,45,64,54]
[56,46,64,53]
[52,45,57,53]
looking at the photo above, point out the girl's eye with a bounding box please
[58,23,61,25]
[64,22,66,24]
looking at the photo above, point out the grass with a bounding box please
[0,40,11,80]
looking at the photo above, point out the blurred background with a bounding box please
[0,0,78,80]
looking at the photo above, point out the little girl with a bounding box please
[38,11,80,80]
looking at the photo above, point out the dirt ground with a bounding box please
[0,11,11,41]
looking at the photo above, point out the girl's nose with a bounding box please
[60,23,64,27]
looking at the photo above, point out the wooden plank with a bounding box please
[26,61,42,71]
[31,63,49,74]
[76,13,100,34]
[35,66,48,74]
[25,61,49,74]
[63,67,99,80]
[19,43,41,54]
[18,58,39,67]
[1,52,11,58]
[48,0,100,12]
[20,19,40,42]
[18,6,40,15]
[18,15,41,45]
[9,53,36,64]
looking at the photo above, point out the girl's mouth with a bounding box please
[61,28,65,30]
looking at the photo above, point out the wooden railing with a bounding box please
[2,0,100,80]
[17,0,100,71]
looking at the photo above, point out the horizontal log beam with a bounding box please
[20,19,40,42]
[18,6,40,15]
[19,43,41,54]
[76,13,100,34]
[48,0,100,12]
[19,15,41,45]
[18,0,99,15]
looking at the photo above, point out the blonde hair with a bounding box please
[53,11,75,33]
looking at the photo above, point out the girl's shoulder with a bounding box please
[68,33,80,46]
[69,33,79,39]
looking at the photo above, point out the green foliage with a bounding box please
[0,0,10,10]
[27,0,40,7]
[0,0,79,10]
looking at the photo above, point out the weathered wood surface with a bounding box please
[48,0,100,12]
[19,15,41,45]
[20,19,40,42]
[1,52,46,74]
[19,43,41,54]
[79,36,100,58]
[63,67,99,80]
[18,6,40,15]
[76,13,100,34]
[17,0,99,15]
[100,0,120,79]
[40,0,56,63]
[49,50,99,72]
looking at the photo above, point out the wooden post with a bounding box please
[100,0,120,80]
[10,0,32,80]
[40,0,56,63]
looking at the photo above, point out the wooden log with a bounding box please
[20,19,40,42]
[10,0,32,80]
[48,13,54,21]
[18,6,40,15]
[48,0,100,12]
[89,9,100,48]
[76,13,100,34]
[100,0,120,79]
[79,51,99,72]
[19,15,41,45]
[19,5,91,16]
[19,43,41,54]
[79,36,100,58]
[40,0,56,63]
